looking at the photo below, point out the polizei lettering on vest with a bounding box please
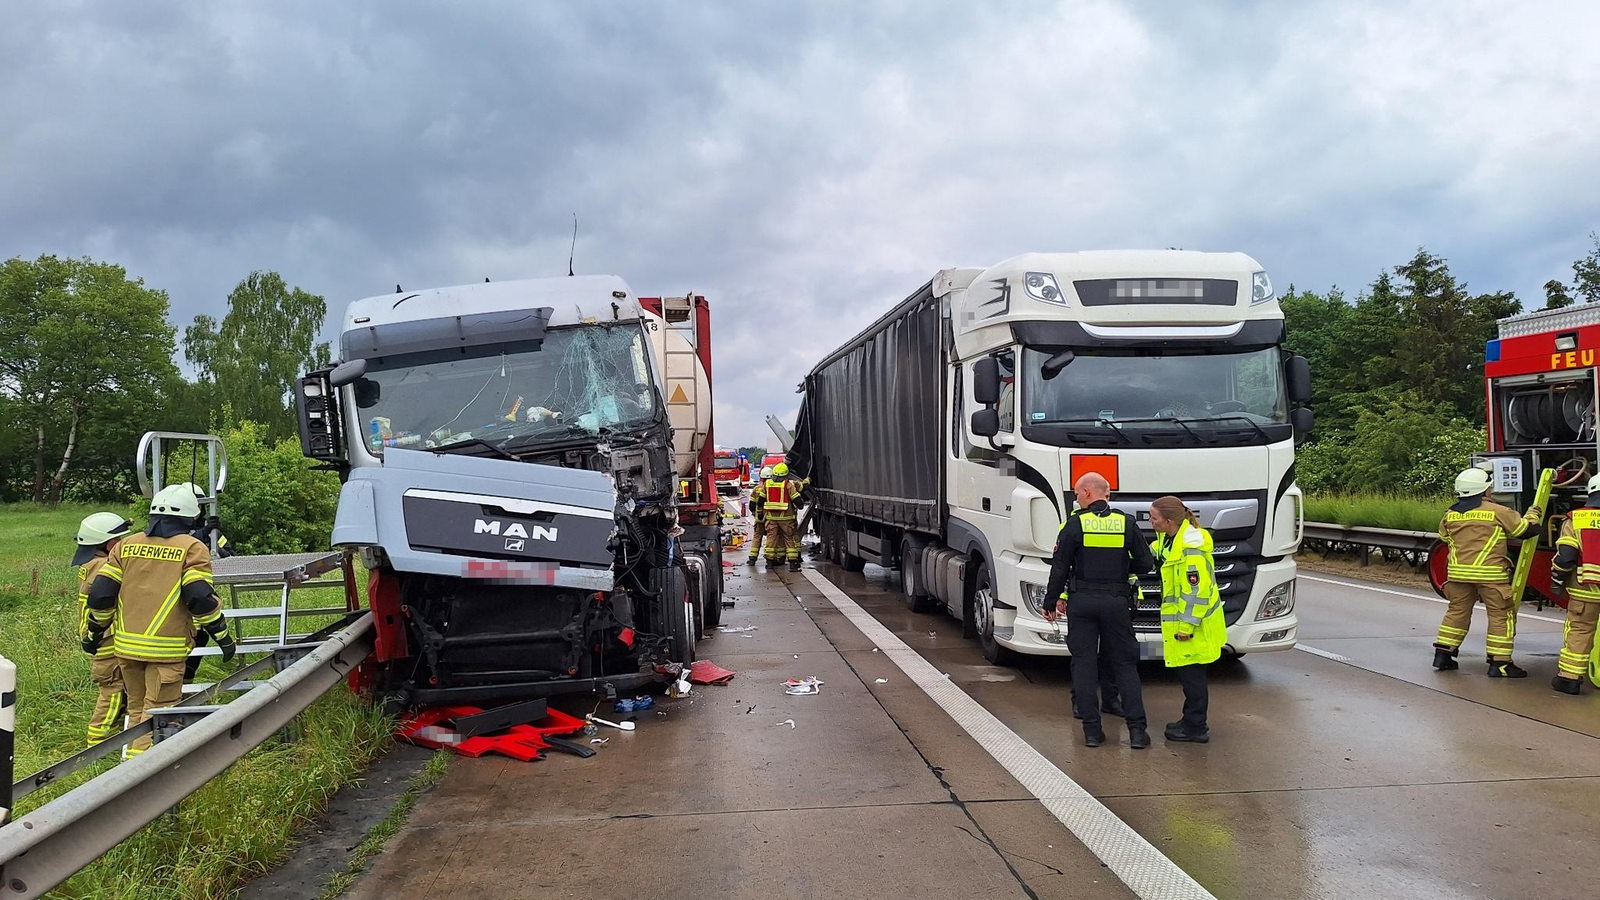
[473,519,559,541]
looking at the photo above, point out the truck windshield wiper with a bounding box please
[1203,414,1270,442]
[429,437,522,460]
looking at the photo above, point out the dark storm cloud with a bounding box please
[3,1,1597,445]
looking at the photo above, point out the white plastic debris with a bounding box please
[717,625,758,633]
[784,676,824,695]
[874,678,888,684]
[776,718,796,728]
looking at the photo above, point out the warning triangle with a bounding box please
[669,384,690,404]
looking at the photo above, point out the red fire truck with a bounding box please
[713,448,749,496]
[1428,305,1600,610]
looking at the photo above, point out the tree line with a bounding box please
[4,237,1598,506]
[0,256,328,504]
[1285,235,1600,496]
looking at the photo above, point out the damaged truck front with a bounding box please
[295,275,708,706]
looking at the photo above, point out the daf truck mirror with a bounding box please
[1291,406,1314,445]
[329,358,368,387]
[971,408,1000,437]
[1041,349,1076,380]
[974,358,1001,405]
[1286,355,1311,404]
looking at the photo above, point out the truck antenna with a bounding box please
[568,214,578,276]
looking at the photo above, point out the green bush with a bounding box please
[212,421,341,555]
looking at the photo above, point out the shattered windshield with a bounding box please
[1020,346,1290,447]
[352,323,658,457]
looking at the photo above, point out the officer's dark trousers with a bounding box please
[1174,663,1209,733]
[1066,592,1146,731]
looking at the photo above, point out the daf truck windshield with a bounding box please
[352,323,659,457]
[1020,346,1290,447]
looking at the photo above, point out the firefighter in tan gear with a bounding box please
[84,484,237,754]
[1434,467,1542,677]
[746,465,773,565]
[73,512,133,747]
[1547,474,1600,695]
[761,462,806,572]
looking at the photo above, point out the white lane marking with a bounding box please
[802,569,1215,900]
[1295,644,1351,663]
[1297,574,1568,625]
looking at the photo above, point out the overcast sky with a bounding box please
[5,1,1598,447]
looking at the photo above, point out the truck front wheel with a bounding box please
[971,559,1018,666]
[660,565,697,665]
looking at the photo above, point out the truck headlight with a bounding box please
[1255,581,1294,620]
[1250,270,1275,305]
[1019,581,1049,616]
[1024,272,1066,305]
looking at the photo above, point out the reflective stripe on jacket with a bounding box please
[1439,498,1535,583]
[761,477,803,521]
[1156,520,1225,667]
[1552,508,1600,600]
[93,532,219,661]
[77,555,117,659]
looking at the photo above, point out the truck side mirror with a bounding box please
[971,408,1000,437]
[1286,355,1311,405]
[296,371,347,466]
[1291,406,1314,446]
[329,358,367,387]
[974,358,1001,405]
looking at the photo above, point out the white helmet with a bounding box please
[74,512,131,565]
[1454,467,1492,497]
[151,483,202,517]
[759,466,774,480]
[1587,474,1600,496]
[76,512,131,546]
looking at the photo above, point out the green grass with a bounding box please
[1303,493,1449,533]
[0,503,393,899]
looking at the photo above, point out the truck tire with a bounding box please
[661,565,697,664]
[971,559,1018,666]
[702,548,724,629]
[840,549,866,573]
[900,535,937,613]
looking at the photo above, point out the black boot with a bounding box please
[1129,726,1150,750]
[1432,646,1458,671]
[788,560,802,572]
[1083,726,1105,748]
[1487,660,1528,678]
[1101,697,1126,718]
[1552,675,1582,695]
[1164,721,1210,743]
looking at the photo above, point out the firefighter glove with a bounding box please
[81,629,105,655]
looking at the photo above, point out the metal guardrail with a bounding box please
[0,613,374,899]
[1302,521,1437,567]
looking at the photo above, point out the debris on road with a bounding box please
[689,659,737,685]
[784,676,824,695]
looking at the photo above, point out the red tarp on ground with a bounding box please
[396,705,587,761]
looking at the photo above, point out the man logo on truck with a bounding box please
[474,519,559,542]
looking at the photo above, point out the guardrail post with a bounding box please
[2,655,16,826]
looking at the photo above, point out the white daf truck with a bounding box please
[791,250,1312,664]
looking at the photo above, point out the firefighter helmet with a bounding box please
[1454,467,1492,497]
[151,483,202,517]
[773,462,789,477]
[76,512,131,546]
[760,466,774,480]
[1587,474,1600,496]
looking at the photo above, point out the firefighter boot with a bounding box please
[1128,726,1151,750]
[1487,660,1529,678]
[788,559,802,572]
[1552,675,1583,695]
[747,556,758,566]
[1431,645,1459,671]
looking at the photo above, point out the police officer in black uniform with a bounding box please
[1044,471,1155,749]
